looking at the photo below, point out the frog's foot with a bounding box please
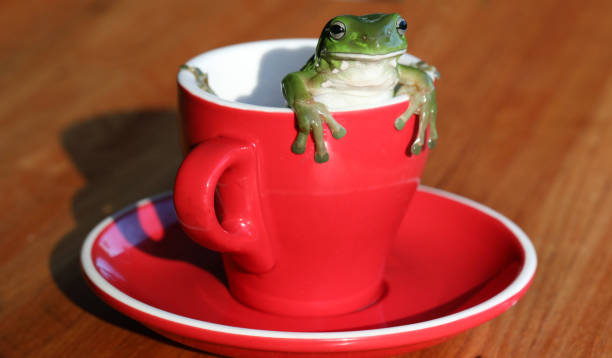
[292,100,343,163]
[180,64,216,95]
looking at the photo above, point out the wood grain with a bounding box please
[1,0,610,357]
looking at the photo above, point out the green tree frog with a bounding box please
[282,13,439,163]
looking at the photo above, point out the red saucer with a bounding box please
[81,186,536,357]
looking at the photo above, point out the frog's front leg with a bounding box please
[282,72,346,163]
[395,64,438,155]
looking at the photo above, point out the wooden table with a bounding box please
[1,0,610,356]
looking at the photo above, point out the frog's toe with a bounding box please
[291,145,305,154]
[411,142,423,155]
[315,152,330,163]
[427,138,437,149]
[332,127,346,139]
[395,117,406,131]
[291,140,306,154]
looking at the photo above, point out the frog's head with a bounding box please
[315,13,408,63]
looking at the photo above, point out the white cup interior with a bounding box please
[178,39,424,112]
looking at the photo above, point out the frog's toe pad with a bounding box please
[427,138,437,149]
[315,152,330,163]
[395,117,406,131]
[332,127,346,139]
[291,142,306,154]
[411,143,423,155]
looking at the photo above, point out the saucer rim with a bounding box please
[80,185,537,340]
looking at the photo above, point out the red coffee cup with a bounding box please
[174,39,429,316]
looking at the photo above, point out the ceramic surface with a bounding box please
[81,186,536,357]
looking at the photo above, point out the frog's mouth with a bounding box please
[328,49,405,61]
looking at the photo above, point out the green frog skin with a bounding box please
[282,13,439,163]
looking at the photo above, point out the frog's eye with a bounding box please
[396,17,407,36]
[329,21,346,40]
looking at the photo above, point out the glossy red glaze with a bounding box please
[175,80,428,316]
[81,188,537,357]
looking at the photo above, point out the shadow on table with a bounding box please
[50,109,202,352]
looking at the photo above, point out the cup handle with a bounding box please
[173,137,274,273]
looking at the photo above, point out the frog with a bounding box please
[282,13,439,163]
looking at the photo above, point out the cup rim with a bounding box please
[177,38,428,114]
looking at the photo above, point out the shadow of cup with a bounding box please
[51,109,195,347]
